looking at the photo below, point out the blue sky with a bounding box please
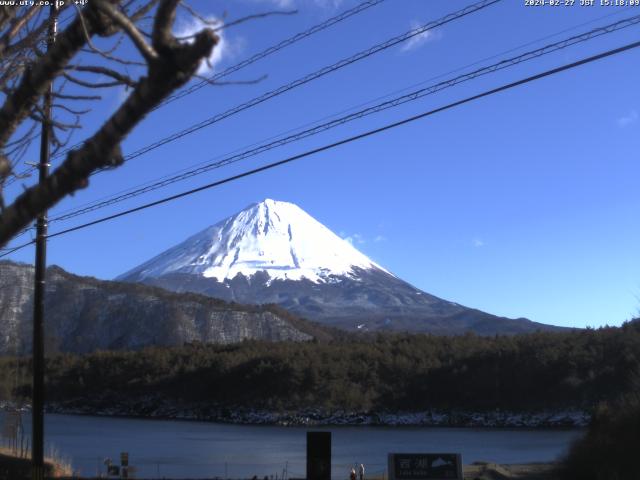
[4,0,640,328]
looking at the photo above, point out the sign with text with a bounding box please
[388,453,463,480]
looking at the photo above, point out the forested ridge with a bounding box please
[1,319,638,413]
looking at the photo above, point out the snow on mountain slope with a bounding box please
[116,199,563,335]
[118,199,391,284]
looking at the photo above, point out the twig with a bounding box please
[53,92,102,101]
[66,64,137,87]
[62,72,130,89]
[93,0,158,62]
[52,104,91,116]
[179,1,221,27]
[0,0,218,246]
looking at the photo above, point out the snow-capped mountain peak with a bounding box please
[118,199,390,284]
[116,199,554,335]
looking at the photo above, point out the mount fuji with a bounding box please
[118,199,559,335]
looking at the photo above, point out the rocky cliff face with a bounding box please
[0,261,313,355]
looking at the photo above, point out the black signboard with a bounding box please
[307,431,331,480]
[388,453,462,480]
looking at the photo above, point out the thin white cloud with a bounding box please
[249,0,343,8]
[472,238,485,248]
[617,110,638,128]
[266,0,295,6]
[342,233,386,245]
[343,232,366,245]
[401,21,442,53]
[313,0,345,7]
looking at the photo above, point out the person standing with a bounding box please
[359,463,365,480]
[350,467,357,480]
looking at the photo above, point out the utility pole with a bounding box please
[32,4,58,480]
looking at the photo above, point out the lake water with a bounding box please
[1,413,584,479]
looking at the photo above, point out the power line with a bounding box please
[158,0,386,109]
[120,0,501,163]
[0,240,33,257]
[5,0,386,185]
[31,39,640,247]
[46,5,639,221]
[45,13,640,225]
[64,0,502,171]
[8,5,634,195]
[348,4,637,115]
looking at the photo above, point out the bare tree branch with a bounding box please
[66,64,137,87]
[0,7,17,32]
[1,0,284,246]
[52,104,91,115]
[152,0,179,51]
[0,6,39,57]
[0,0,218,246]
[94,0,158,62]
[179,1,220,27]
[0,154,11,184]
[80,45,146,66]
[53,92,102,101]
[62,72,125,89]
[4,124,38,149]
[0,4,113,148]
[73,3,115,58]
[129,0,160,22]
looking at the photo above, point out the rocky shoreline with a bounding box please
[2,400,590,428]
